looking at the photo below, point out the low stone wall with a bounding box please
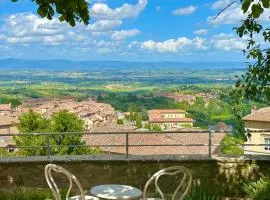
[0,156,269,197]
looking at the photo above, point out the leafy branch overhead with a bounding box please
[232,0,270,104]
[11,0,90,26]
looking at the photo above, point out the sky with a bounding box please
[0,0,269,62]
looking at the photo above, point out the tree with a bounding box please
[15,110,100,156]
[231,1,270,103]
[0,96,22,107]
[135,113,143,128]
[15,109,50,156]
[187,109,211,128]
[17,109,49,133]
[11,0,90,27]
[221,135,244,156]
[48,110,95,155]
[224,0,270,139]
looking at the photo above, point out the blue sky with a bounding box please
[0,0,269,61]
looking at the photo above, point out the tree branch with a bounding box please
[214,0,238,19]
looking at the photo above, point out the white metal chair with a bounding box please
[45,164,100,200]
[143,166,192,200]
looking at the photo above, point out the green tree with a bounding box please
[188,109,211,128]
[11,0,90,27]
[221,135,244,156]
[231,1,270,103]
[194,97,205,107]
[0,96,22,107]
[17,109,49,133]
[214,0,270,139]
[49,110,92,155]
[15,109,50,156]
[50,110,84,133]
[135,113,142,128]
[15,110,100,156]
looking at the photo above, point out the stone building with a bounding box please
[243,107,270,154]
[148,109,194,130]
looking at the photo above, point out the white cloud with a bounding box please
[43,34,66,45]
[86,20,122,32]
[91,0,148,20]
[0,13,71,45]
[111,29,140,40]
[172,5,197,16]
[194,29,208,35]
[211,33,246,51]
[97,47,113,54]
[0,12,140,49]
[140,37,206,53]
[208,1,270,25]
[211,0,232,10]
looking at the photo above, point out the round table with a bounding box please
[90,184,142,200]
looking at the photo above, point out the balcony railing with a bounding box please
[0,130,269,159]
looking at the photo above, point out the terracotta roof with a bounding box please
[0,104,11,111]
[243,107,270,122]
[148,109,186,114]
[149,118,194,123]
[0,116,19,127]
[84,132,225,155]
[148,109,193,123]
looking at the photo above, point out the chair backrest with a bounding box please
[143,166,192,200]
[45,164,85,200]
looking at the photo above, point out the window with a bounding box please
[264,138,270,151]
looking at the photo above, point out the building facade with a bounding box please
[243,107,270,154]
[148,109,194,130]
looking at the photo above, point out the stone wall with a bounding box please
[0,157,269,197]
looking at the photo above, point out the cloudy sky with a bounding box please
[0,0,269,61]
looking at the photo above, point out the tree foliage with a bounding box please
[17,109,49,133]
[15,110,100,156]
[135,113,143,128]
[221,135,244,156]
[11,0,90,27]
[232,0,270,103]
[226,0,270,139]
[242,178,270,200]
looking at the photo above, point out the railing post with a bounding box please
[126,133,129,159]
[208,131,212,159]
[46,134,50,159]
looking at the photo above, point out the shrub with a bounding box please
[0,188,53,200]
[185,181,220,200]
[144,123,151,130]
[242,178,270,200]
[0,187,70,200]
[117,119,124,125]
[135,113,142,128]
[221,135,244,156]
[150,124,162,132]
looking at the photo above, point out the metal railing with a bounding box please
[0,130,269,159]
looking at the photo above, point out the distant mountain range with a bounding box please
[0,58,246,71]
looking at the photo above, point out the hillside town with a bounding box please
[155,92,219,105]
[0,97,270,156]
